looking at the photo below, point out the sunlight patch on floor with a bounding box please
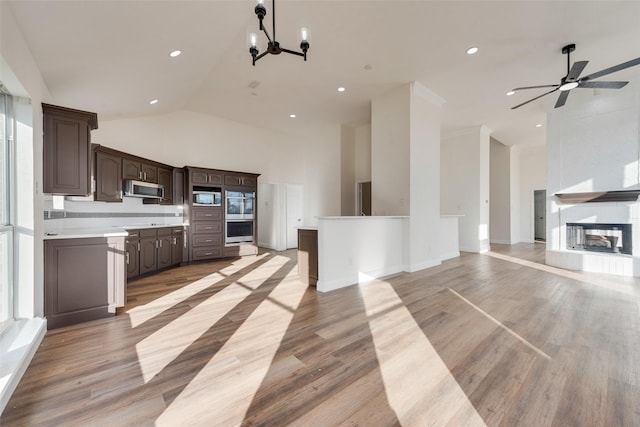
[127,254,270,328]
[448,288,551,360]
[155,268,307,426]
[360,279,487,426]
[135,255,289,383]
[486,250,637,296]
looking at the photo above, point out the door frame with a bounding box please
[533,189,546,243]
[356,180,372,216]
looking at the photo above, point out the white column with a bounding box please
[371,82,445,271]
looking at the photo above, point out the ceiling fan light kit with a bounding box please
[510,43,640,109]
[249,0,310,66]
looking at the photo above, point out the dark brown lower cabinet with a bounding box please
[139,230,158,275]
[172,227,184,265]
[125,231,140,280]
[45,237,126,329]
[157,228,172,270]
[127,227,184,280]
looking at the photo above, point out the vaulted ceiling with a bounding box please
[7,1,640,146]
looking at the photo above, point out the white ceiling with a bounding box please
[7,0,640,146]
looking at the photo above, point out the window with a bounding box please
[0,87,14,332]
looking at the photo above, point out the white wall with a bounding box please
[93,110,342,228]
[371,85,410,216]
[441,126,491,252]
[490,138,511,244]
[513,143,545,243]
[340,125,356,215]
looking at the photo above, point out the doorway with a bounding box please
[286,184,304,249]
[357,181,372,216]
[534,190,546,242]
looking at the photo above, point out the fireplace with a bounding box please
[566,223,632,255]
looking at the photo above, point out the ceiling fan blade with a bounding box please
[578,81,628,89]
[581,57,640,81]
[567,60,589,80]
[511,87,559,110]
[511,84,559,91]
[555,90,570,108]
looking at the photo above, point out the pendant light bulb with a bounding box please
[300,27,308,42]
[250,33,257,47]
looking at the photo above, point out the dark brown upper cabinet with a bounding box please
[43,103,98,195]
[122,157,158,183]
[191,168,223,186]
[157,167,173,205]
[95,150,123,202]
[173,168,185,205]
[224,173,257,188]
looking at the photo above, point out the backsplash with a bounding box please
[43,196,184,231]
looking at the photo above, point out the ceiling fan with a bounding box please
[510,44,640,109]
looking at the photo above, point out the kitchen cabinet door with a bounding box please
[95,151,122,202]
[139,236,158,275]
[172,228,184,265]
[158,167,173,205]
[125,234,140,280]
[122,158,142,181]
[142,163,158,183]
[157,231,172,270]
[173,168,185,205]
[43,103,98,195]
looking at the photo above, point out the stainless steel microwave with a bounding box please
[123,180,164,199]
[193,190,222,206]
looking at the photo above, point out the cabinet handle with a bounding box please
[139,171,142,180]
[144,172,147,181]
[159,240,163,248]
[137,242,141,251]
[205,252,213,256]
[173,237,177,245]
[205,214,212,217]
[183,231,187,248]
[205,239,212,243]
[126,253,130,265]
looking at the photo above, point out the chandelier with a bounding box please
[249,0,310,66]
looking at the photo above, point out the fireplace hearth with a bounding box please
[566,223,632,255]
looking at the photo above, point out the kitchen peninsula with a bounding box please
[313,215,461,292]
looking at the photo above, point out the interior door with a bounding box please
[534,190,546,241]
[286,184,304,249]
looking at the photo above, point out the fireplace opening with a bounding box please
[566,223,632,255]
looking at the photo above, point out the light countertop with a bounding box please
[44,223,188,240]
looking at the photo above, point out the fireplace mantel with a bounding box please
[554,190,640,203]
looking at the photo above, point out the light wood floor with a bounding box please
[2,244,640,426]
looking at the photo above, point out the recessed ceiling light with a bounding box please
[466,47,479,55]
[337,87,345,92]
[289,114,296,118]
[506,90,515,96]
[149,99,158,105]
[536,123,543,128]
[169,50,181,57]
